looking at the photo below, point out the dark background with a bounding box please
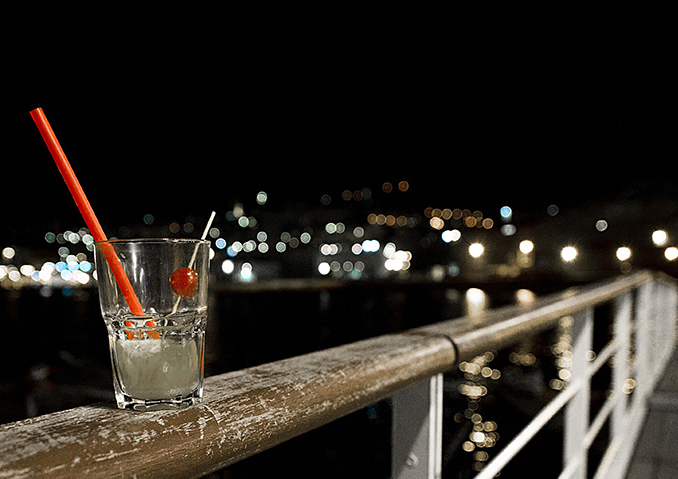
[2,7,677,477]
[3,5,678,244]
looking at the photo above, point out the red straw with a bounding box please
[30,107,145,317]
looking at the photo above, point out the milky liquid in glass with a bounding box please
[106,312,206,411]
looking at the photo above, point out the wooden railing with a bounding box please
[0,270,675,478]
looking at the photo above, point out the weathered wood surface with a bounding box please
[0,333,455,479]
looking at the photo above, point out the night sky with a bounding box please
[3,6,678,244]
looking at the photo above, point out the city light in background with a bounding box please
[653,230,669,247]
[4,181,678,291]
[560,246,578,263]
[519,240,534,255]
[616,247,632,262]
[469,243,485,259]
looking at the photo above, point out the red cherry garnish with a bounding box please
[170,267,199,298]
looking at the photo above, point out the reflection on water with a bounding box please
[451,286,583,474]
[550,315,574,390]
[456,350,502,469]
[515,288,536,304]
[451,287,502,473]
[464,287,488,317]
[449,287,571,474]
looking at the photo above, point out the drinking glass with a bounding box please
[94,239,210,411]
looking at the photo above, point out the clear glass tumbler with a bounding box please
[94,238,210,411]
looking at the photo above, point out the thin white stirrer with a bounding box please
[171,211,216,314]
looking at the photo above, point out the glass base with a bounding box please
[115,387,203,411]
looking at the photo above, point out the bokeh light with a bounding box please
[653,230,668,246]
[469,243,484,258]
[561,246,578,262]
[442,229,461,243]
[616,247,632,262]
[519,240,534,254]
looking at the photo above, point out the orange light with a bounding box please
[429,217,444,230]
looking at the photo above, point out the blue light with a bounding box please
[215,238,227,250]
[500,206,512,219]
[240,269,252,280]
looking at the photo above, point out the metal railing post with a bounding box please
[656,281,678,373]
[667,282,678,354]
[563,308,593,479]
[634,282,653,403]
[611,292,632,439]
[392,374,443,479]
[591,292,634,479]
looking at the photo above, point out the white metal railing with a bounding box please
[0,271,675,478]
[392,274,677,479]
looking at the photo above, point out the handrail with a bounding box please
[0,270,669,479]
[419,269,661,361]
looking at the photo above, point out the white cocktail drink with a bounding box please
[105,311,206,409]
[112,335,203,399]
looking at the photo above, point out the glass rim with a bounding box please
[94,238,210,246]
